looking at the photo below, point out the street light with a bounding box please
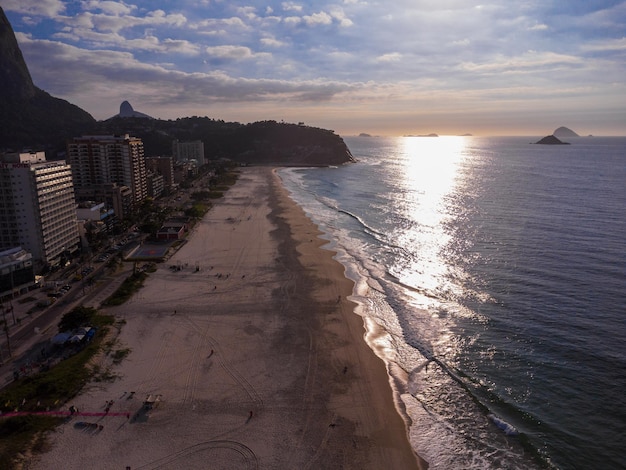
[1,308,12,358]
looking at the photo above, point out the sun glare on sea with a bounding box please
[394,135,468,296]
[400,135,467,223]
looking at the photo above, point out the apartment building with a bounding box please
[145,156,175,189]
[172,139,205,166]
[0,152,79,268]
[67,134,148,208]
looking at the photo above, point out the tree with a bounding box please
[58,306,97,332]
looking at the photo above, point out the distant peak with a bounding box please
[114,100,153,119]
[553,126,579,138]
[120,100,134,116]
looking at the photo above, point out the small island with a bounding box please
[534,135,570,145]
[553,126,579,138]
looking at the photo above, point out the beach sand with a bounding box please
[31,167,423,469]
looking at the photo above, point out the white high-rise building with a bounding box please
[0,152,79,267]
[67,134,148,206]
[172,140,205,166]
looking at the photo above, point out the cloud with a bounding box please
[329,7,353,27]
[282,2,303,12]
[2,0,65,16]
[283,16,301,26]
[54,8,187,37]
[193,16,249,33]
[376,53,402,63]
[460,51,583,74]
[205,45,256,60]
[260,37,287,47]
[13,32,359,117]
[51,27,200,55]
[302,11,333,26]
[236,6,258,21]
[452,38,470,46]
[81,1,136,16]
[162,39,202,55]
[581,37,626,52]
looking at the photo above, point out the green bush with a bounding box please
[102,272,147,306]
[57,306,98,332]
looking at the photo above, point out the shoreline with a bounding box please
[31,166,423,469]
[270,168,425,469]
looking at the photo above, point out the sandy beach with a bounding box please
[31,167,422,469]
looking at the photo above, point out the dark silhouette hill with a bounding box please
[0,7,96,152]
[534,135,570,145]
[0,7,353,165]
[96,116,355,165]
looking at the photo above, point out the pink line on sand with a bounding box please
[1,411,131,418]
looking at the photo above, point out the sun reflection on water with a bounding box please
[392,135,469,299]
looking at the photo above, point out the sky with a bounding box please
[3,0,626,136]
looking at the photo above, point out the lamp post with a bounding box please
[1,308,11,358]
[8,262,16,325]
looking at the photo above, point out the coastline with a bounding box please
[31,166,423,469]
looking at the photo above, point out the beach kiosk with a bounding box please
[143,394,161,410]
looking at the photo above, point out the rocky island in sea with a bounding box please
[534,135,571,145]
[552,126,579,138]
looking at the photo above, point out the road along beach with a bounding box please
[31,167,423,469]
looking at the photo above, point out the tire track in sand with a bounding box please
[181,316,264,409]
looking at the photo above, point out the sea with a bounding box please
[278,135,626,470]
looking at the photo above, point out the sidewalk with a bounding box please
[0,263,134,389]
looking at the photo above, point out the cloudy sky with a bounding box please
[3,0,625,136]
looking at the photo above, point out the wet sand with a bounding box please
[31,167,422,469]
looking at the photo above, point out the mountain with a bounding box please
[0,7,96,152]
[553,126,579,138]
[111,101,153,119]
[0,7,353,165]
